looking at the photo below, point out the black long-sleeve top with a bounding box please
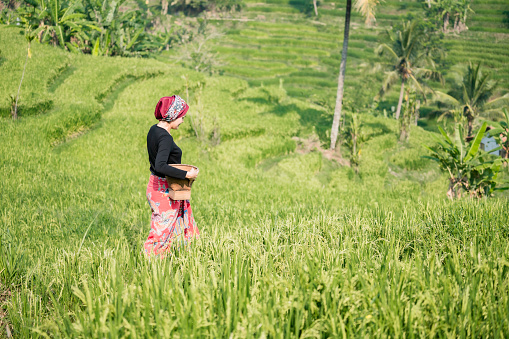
[147,124,187,179]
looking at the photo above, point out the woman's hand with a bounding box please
[186,167,199,179]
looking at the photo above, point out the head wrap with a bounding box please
[154,95,189,122]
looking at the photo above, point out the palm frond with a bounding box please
[375,43,399,62]
[433,91,461,107]
[408,73,424,95]
[353,0,380,26]
[437,109,457,122]
[378,70,399,98]
[484,93,509,110]
[480,109,506,121]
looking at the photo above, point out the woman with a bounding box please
[145,95,200,256]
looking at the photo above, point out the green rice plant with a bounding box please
[390,147,431,170]
[0,99,54,119]
[264,0,307,4]
[448,51,509,64]
[256,45,330,56]
[1,5,509,338]
[469,26,509,33]
[445,56,504,69]
[245,21,318,32]
[244,137,296,167]
[222,57,289,69]
[0,236,26,288]
[47,64,74,93]
[347,41,368,49]
[237,29,270,37]
[470,15,507,23]
[94,71,164,102]
[222,127,266,141]
[268,30,339,40]
[289,70,333,78]
[349,34,380,42]
[249,52,301,61]
[245,5,301,13]
[211,46,307,63]
[283,76,336,87]
[221,65,296,78]
[226,35,337,49]
[472,8,506,15]
[44,104,102,145]
[443,41,509,57]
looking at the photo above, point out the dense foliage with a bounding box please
[0,0,243,56]
[423,0,473,33]
[435,62,508,137]
[425,122,508,198]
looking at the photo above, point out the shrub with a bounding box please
[424,123,509,198]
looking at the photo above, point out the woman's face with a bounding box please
[170,116,185,129]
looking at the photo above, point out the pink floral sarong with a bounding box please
[144,174,199,256]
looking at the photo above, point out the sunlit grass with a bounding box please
[1,6,509,336]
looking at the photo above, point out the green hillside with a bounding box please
[1,1,509,335]
[158,0,509,138]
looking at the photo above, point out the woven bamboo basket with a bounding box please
[165,164,198,200]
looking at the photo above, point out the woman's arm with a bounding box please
[154,135,187,179]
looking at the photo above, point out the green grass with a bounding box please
[221,65,297,78]
[1,1,509,335]
[225,35,339,49]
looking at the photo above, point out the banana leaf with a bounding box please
[126,26,143,50]
[56,25,65,46]
[92,38,100,56]
[453,124,464,161]
[464,122,487,162]
[438,126,453,145]
[488,128,505,137]
[65,41,81,53]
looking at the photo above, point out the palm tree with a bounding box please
[375,20,440,120]
[13,26,36,120]
[435,62,509,137]
[330,0,379,150]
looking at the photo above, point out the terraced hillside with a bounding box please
[163,0,509,139]
[2,17,509,337]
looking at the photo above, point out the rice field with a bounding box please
[171,0,509,122]
[1,1,509,336]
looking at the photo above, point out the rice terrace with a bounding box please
[1,0,509,336]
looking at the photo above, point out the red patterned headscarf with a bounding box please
[154,95,189,122]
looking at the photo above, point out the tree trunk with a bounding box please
[162,0,168,14]
[395,79,405,120]
[427,0,431,8]
[415,99,420,125]
[14,42,30,120]
[38,20,45,42]
[330,0,351,150]
[353,134,356,156]
[467,118,473,137]
[443,12,449,32]
[313,0,318,16]
[400,92,410,141]
[447,178,457,200]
